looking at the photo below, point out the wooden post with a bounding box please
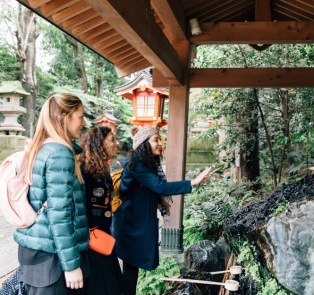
[162,40,190,254]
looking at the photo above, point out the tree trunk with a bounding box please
[20,6,39,138]
[244,102,261,191]
[71,39,88,93]
[93,56,102,97]
[253,88,278,188]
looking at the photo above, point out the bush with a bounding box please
[136,257,180,295]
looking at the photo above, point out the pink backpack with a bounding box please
[0,138,57,228]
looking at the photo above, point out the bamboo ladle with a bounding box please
[160,266,242,292]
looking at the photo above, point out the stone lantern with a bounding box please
[0,81,29,163]
[0,81,29,136]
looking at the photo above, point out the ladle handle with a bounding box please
[160,277,225,286]
[210,270,229,275]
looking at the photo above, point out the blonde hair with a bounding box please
[27,93,84,184]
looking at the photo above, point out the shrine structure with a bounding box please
[93,109,121,135]
[18,0,314,254]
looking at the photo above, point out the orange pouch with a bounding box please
[89,227,115,255]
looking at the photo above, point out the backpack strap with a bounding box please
[120,184,142,202]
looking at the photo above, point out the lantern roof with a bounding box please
[94,109,122,124]
[113,69,169,97]
[0,81,30,96]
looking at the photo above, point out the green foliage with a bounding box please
[183,167,256,246]
[190,44,314,188]
[236,239,291,295]
[136,257,180,295]
[269,201,290,217]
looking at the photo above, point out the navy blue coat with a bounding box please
[112,156,191,271]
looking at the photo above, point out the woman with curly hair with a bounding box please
[112,126,212,295]
[77,126,124,295]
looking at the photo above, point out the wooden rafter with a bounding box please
[220,6,255,22]
[41,0,81,17]
[72,16,107,36]
[280,0,314,15]
[153,68,314,88]
[115,60,151,78]
[272,0,314,20]
[122,56,146,69]
[186,0,225,19]
[85,0,184,85]
[271,4,311,20]
[87,29,118,47]
[200,0,255,22]
[52,1,91,24]
[181,0,206,11]
[114,52,143,67]
[190,21,314,44]
[62,8,98,31]
[151,0,187,40]
[80,23,111,42]
[28,0,51,9]
[100,40,129,56]
[94,34,124,51]
[296,0,314,9]
[106,45,134,60]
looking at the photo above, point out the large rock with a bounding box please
[258,199,314,295]
[224,175,314,294]
[184,240,224,273]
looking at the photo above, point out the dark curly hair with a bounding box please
[78,127,112,178]
[128,139,161,175]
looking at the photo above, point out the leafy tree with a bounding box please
[191,44,314,189]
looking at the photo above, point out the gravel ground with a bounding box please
[0,209,18,259]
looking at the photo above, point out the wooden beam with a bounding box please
[62,8,98,31]
[189,68,314,88]
[94,34,124,51]
[153,68,314,88]
[85,0,184,85]
[41,0,80,17]
[152,68,169,88]
[190,21,314,44]
[72,16,107,36]
[165,40,190,232]
[115,59,151,78]
[87,29,118,46]
[28,0,51,9]
[151,0,187,40]
[52,1,91,24]
[255,0,271,20]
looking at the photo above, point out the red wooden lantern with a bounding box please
[94,109,121,135]
[113,70,168,130]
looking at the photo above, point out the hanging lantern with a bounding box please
[113,70,168,130]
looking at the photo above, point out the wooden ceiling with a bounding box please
[18,0,314,80]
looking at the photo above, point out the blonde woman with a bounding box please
[14,94,90,295]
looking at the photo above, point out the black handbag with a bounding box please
[0,268,26,295]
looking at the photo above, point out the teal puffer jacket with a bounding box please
[14,142,89,272]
